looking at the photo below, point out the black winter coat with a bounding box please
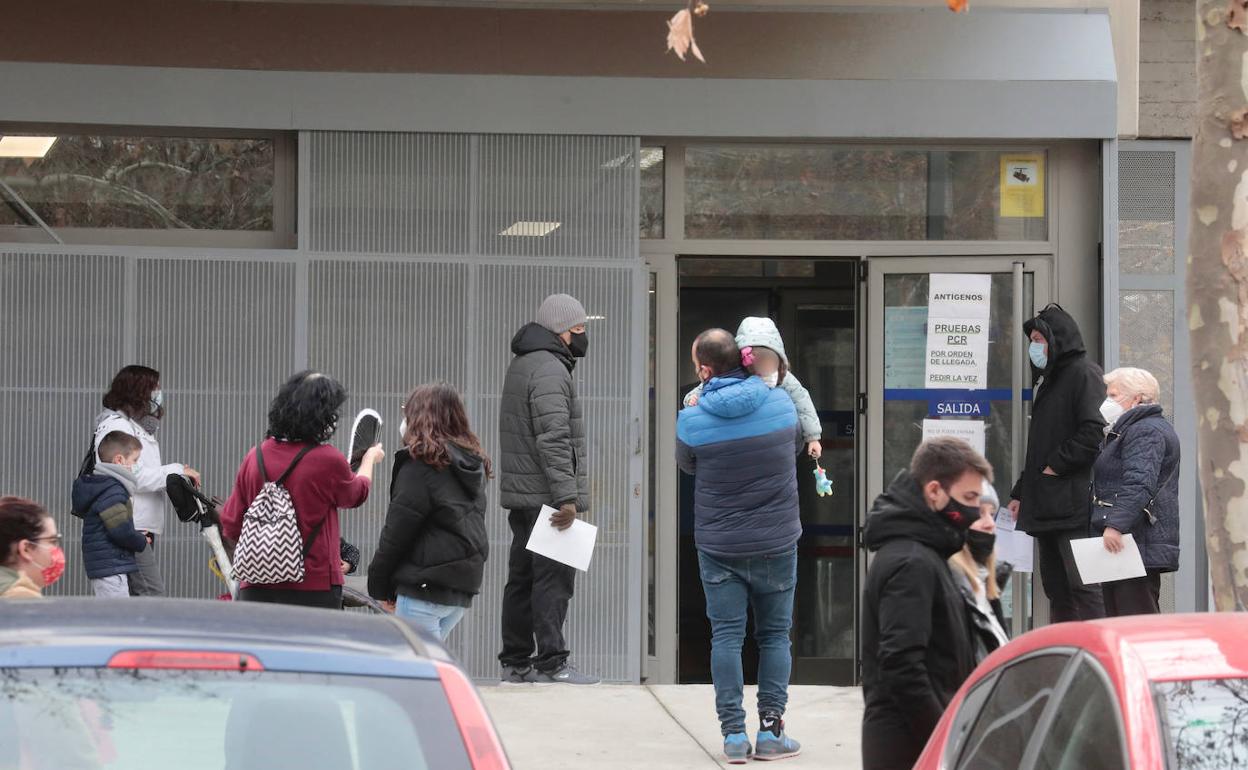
[71,471,147,580]
[1091,404,1181,572]
[367,444,489,608]
[1012,305,1107,534]
[861,471,976,770]
[499,323,589,511]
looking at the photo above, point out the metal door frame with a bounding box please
[863,256,1054,643]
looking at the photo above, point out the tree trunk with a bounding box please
[1191,1,1248,611]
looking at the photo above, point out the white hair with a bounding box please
[1104,367,1160,404]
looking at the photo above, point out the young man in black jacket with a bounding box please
[861,437,990,770]
[1006,304,1107,622]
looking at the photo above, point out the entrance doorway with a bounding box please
[677,257,859,685]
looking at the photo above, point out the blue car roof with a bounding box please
[0,598,443,678]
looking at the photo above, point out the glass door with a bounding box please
[865,258,1051,636]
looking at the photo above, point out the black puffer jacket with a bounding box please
[499,323,589,511]
[1011,304,1107,534]
[861,471,976,770]
[1091,404,1181,572]
[367,444,489,608]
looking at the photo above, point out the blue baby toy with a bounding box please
[813,462,833,497]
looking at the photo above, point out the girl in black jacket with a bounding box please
[368,382,490,640]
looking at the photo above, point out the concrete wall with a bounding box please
[1139,0,1197,137]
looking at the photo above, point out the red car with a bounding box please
[914,613,1248,770]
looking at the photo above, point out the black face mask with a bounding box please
[567,331,589,358]
[966,529,996,564]
[938,489,980,531]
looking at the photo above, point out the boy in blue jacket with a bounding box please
[72,431,148,598]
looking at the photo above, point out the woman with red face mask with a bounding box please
[0,497,64,598]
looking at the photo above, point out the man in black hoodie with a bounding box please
[861,437,990,770]
[497,293,598,686]
[1006,304,1107,622]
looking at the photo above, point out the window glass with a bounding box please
[0,667,470,770]
[684,145,1047,241]
[1034,659,1127,770]
[0,133,275,230]
[1155,677,1248,769]
[957,653,1072,769]
[640,147,664,239]
[944,673,999,767]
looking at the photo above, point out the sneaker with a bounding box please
[533,662,600,685]
[754,713,800,761]
[723,732,753,765]
[500,665,535,686]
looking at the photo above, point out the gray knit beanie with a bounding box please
[535,294,588,334]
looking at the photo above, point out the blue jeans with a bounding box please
[697,547,797,736]
[396,595,466,641]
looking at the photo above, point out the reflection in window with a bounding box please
[0,133,276,230]
[1156,677,1248,769]
[1035,660,1127,768]
[957,653,1071,768]
[684,145,1047,241]
[640,147,664,239]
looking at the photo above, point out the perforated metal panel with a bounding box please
[1118,150,1175,222]
[307,133,472,254]
[0,251,126,597]
[0,131,642,681]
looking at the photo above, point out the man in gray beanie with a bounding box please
[497,293,598,685]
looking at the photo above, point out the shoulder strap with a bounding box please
[255,444,269,483]
[302,517,326,558]
[277,445,316,485]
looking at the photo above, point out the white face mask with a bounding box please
[1100,397,1126,428]
[761,372,779,389]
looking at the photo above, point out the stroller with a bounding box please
[165,474,384,612]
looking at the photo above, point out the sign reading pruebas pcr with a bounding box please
[924,274,991,391]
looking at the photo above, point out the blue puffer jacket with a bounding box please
[1090,404,1181,572]
[676,370,801,558]
[71,471,147,580]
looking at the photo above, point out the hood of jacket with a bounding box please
[93,462,137,496]
[864,470,966,558]
[735,317,789,366]
[1024,304,1088,377]
[447,442,486,499]
[698,370,771,420]
[511,322,574,371]
[1109,403,1165,438]
[72,471,130,514]
[392,443,487,499]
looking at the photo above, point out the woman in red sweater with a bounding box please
[220,371,383,609]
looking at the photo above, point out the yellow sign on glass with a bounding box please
[999,153,1045,218]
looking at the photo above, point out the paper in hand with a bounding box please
[994,507,1034,573]
[526,504,598,572]
[1070,534,1147,585]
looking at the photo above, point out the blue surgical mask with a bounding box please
[1028,341,1048,370]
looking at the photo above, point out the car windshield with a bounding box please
[0,667,470,770]
[1155,677,1248,770]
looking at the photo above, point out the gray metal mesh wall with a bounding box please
[0,133,642,682]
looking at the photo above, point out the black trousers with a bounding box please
[239,585,343,610]
[1036,527,1105,622]
[1103,571,1162,617]
[498,508,576,673]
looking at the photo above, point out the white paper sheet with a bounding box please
[1070,534,1147,585]
[993,507,1034,573]
[526,505,599,572]
[922,418,986,456]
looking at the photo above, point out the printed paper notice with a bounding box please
[922,418,985,456]
[994,507,1033,573]
[925,274,991,390]
[1000,153,1045,218]
[1070,534,1147,585]
[884,306,928,389]
[526,505,599,572]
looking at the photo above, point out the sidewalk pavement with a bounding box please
[481,684,864,769]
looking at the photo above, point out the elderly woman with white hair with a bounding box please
[1091,367,1181,616]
